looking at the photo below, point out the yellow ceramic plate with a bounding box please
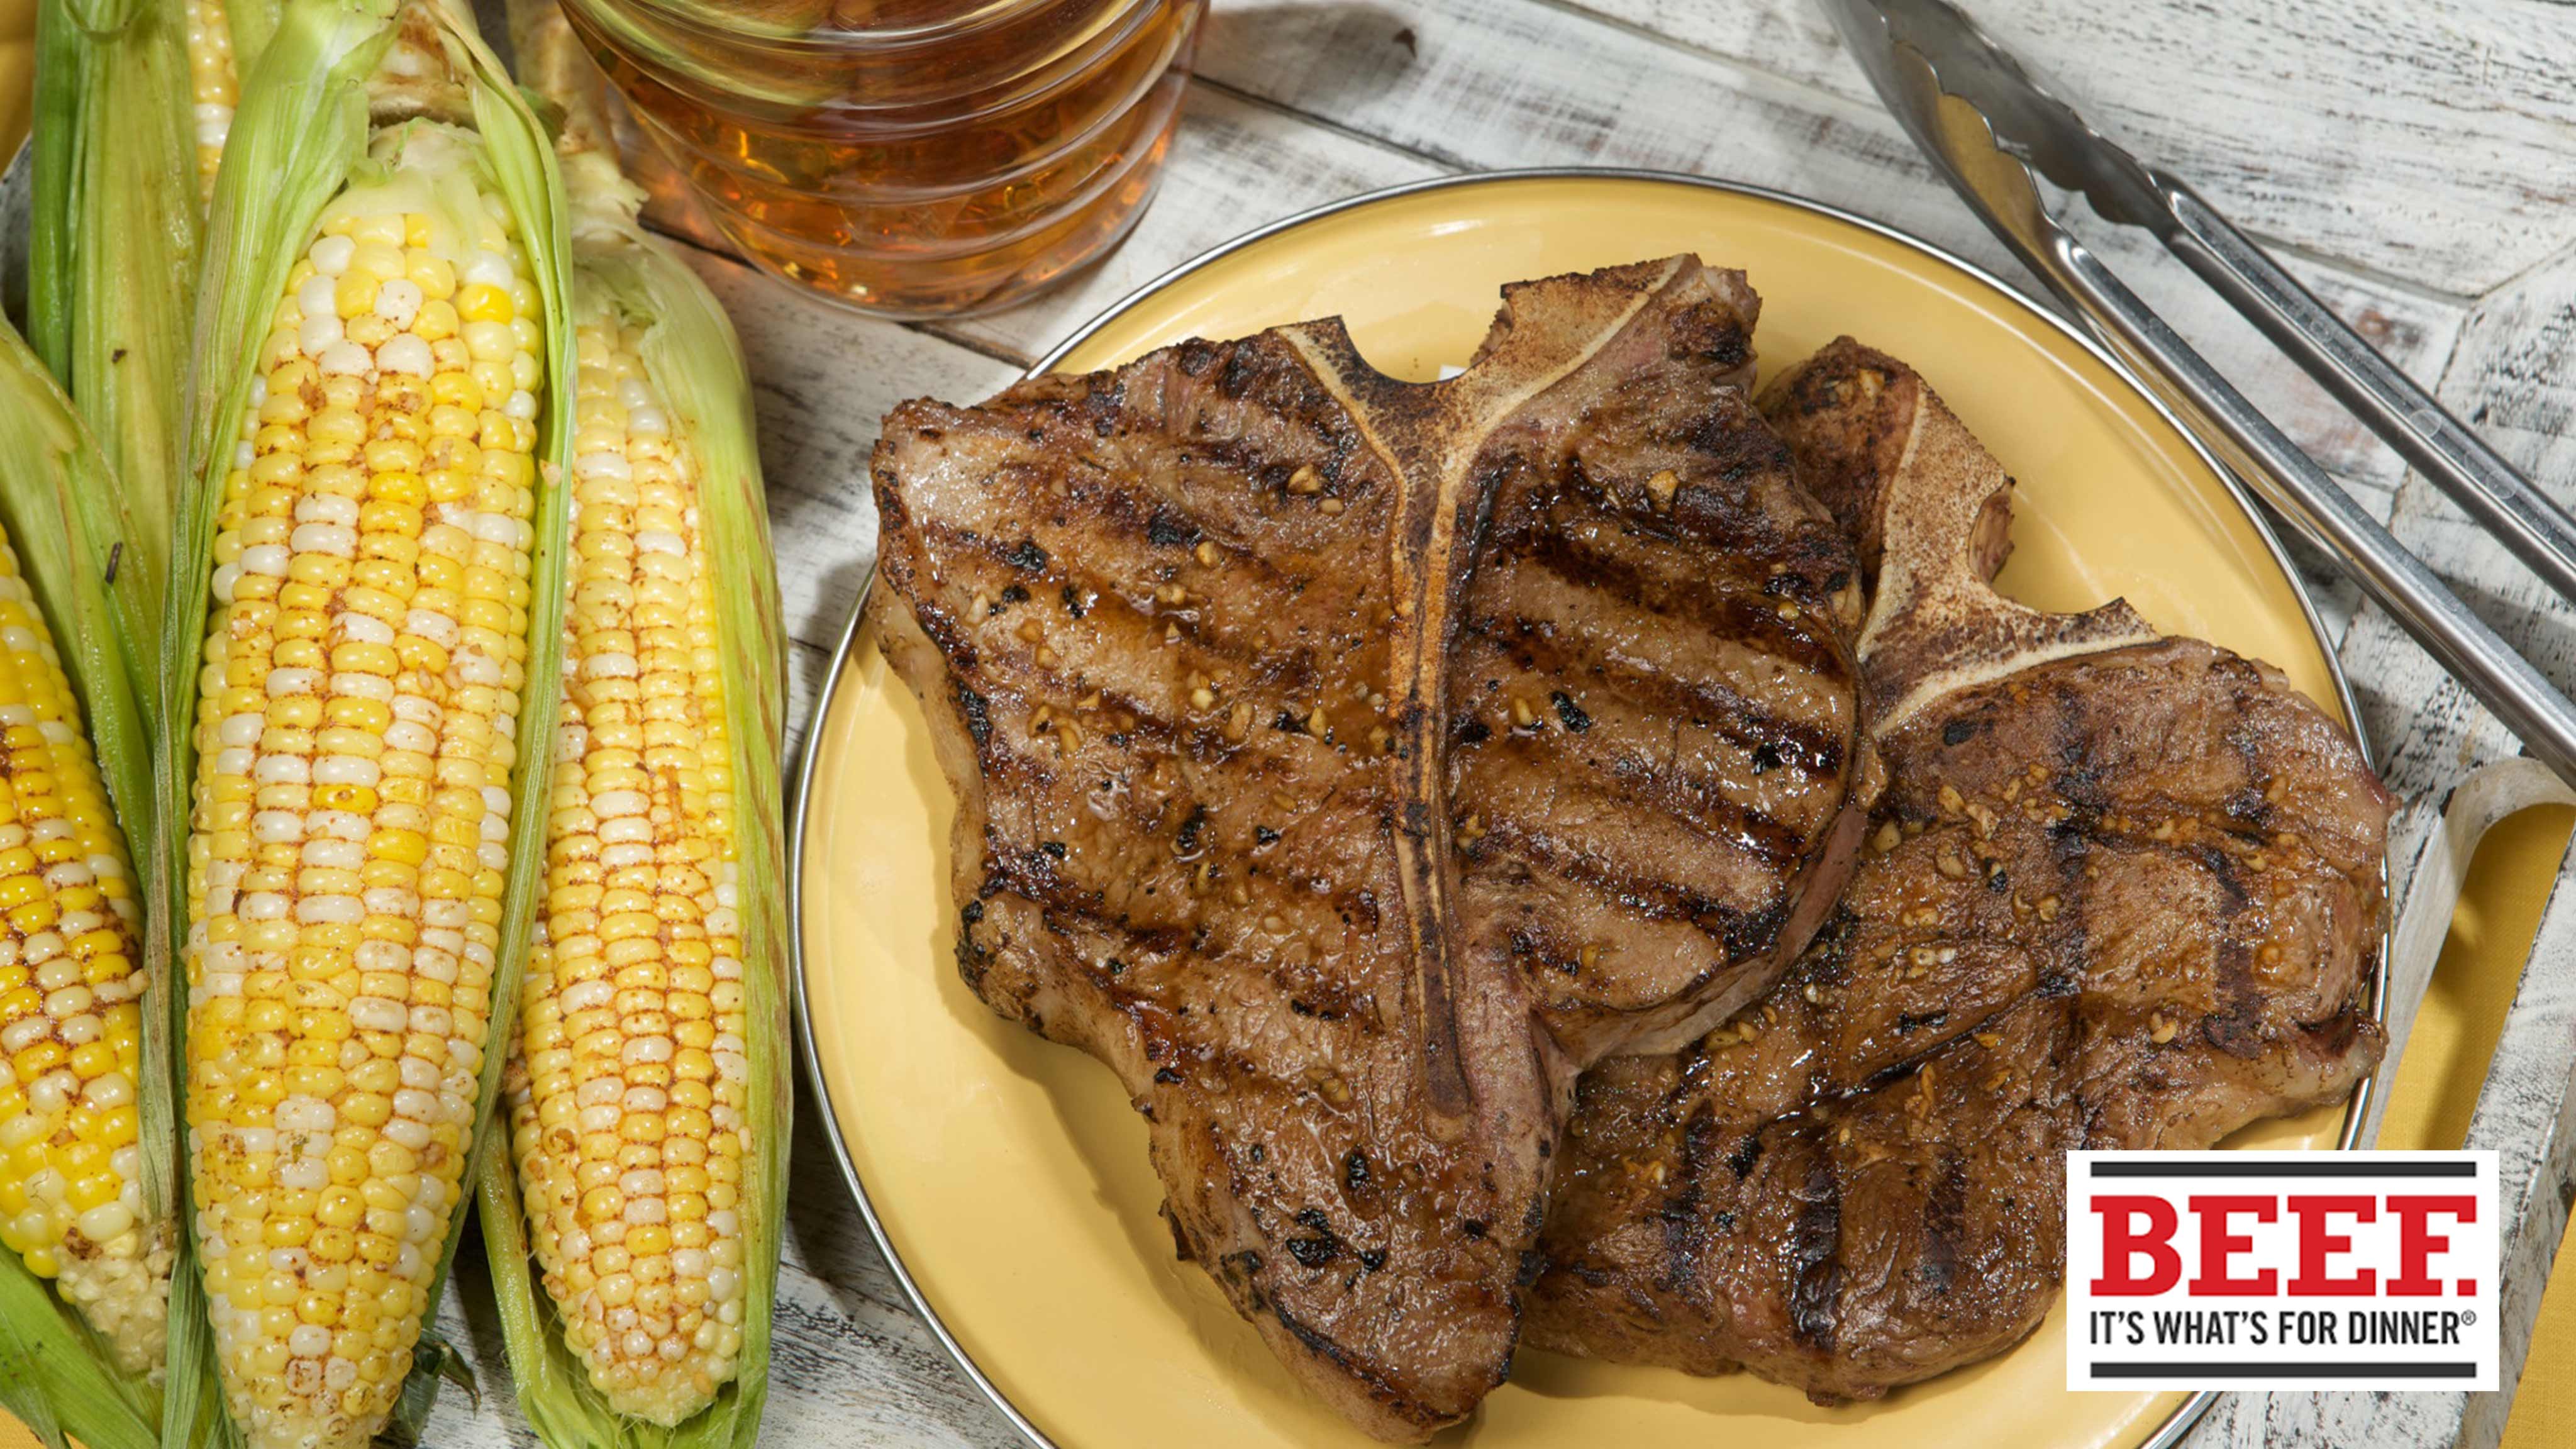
[793,172,2365,1449]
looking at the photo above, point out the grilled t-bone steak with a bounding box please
[869,258,1864,1439]
[1526,339,2389,1402]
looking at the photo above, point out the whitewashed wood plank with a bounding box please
[2341,261,2576,792]
[2329,261,2576,907]
[1553,0,2576,294]
[682,247,1021,654]
[2183,247,2576,1449]
[1194,0,2467,643]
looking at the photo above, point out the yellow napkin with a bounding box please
[2377,805,2576,1445]
[0,25,2569,1446]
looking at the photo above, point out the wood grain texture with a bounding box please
[1558,0,2576,294]
[680,245,1019,757]
[1189,0,2472,636]
[2184,248,2576,1449]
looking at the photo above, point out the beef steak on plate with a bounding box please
[1525,339,2389,1403]
[868,258,1865,1438]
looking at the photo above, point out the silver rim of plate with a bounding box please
[786,166,2384,1449]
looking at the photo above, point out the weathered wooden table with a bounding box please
[417,1,2576,1443]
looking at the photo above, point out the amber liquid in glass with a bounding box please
[567,0,1207,318]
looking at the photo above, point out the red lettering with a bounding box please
[2286,1194,2377,1296]
[2387,1194,2477,1296]
[2189,1195,2279,1296]
[2091,1196,2182,1295]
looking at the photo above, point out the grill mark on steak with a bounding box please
[1461,618,1848,772]
[1504,525,1848,683]
[1921,1147,1970,1297]
[1527,337,2389,1405]
[1787,1138,1842,1352]
[1468,724,1814,868]
[1470,810,1800,920]
[1658,1104,1724,1295]
[871,258,1867,1441]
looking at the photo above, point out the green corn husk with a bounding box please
[472,5,789,1445]
[0,322,166,1449]
[0,317,157,880]
[28,0,198,670]
[157,0,577,1443]
[226,0,287,77]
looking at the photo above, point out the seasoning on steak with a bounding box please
[869,259,1865,1440]
[1526,338,2390,1402]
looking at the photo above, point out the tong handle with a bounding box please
[2043,236,2576,789]
[2153,173,2576,606]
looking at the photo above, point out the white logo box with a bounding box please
[2065,1151,2499,1393]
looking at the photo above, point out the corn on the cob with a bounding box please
[0,340,167,1379]
[478,5,787,1443]
[0,548,163,1376]
[0,314,165,1449]
[169,3,573,1444]
[502,307,753,1425]
[186,185,541,1448]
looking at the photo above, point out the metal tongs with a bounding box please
[1820,0,2576,789]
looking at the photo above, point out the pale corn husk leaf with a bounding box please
[24,16,178,1192]
[28,0,195,651]
[160,0,578,1443]
[0,318,156,983]
[0,319,165,1449]
[228,0,286,75]
[0,1250,157,1449]
[375,1334,478,1448]
[475,1146,633,1447]
[0,316,165,1334]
